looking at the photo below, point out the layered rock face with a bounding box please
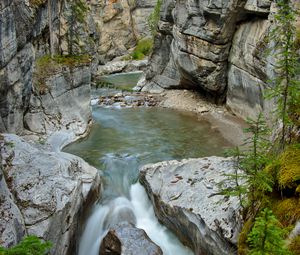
[91,0,156,63]
[0,0,93,134]
[0,134,101,254]
[0,2,100,254]
[140,157,242,255]
[24,65,92,139]
[143,0,274,115]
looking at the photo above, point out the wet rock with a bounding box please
[97,92,161,108]
[0,134,101,254]
[96,60,148,76]
[99,222,162,255]
[139,157,242,255]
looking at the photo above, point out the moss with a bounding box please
[33,54,91,95]
[272,197,300,227]
[238,218,253,255]
[277,145,300,190]
[29,0,46,7]
[295,28,300,50]
[131,38,153,60]
[289,235,300,254]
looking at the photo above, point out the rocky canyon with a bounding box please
[0,0,299,255]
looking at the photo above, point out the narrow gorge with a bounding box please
[0,1,299,255]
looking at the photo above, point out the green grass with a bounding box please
[33,54,91,94]
[130,38,153,60]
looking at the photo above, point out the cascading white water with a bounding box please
[131,183,193,255]
[78,183,193,255]
[64,105,231,255]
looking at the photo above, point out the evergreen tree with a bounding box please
[219,113,273,214]
[148,0,162,36]
[266,0,300,149]
[247,208,291,255]
[66,0,89,55]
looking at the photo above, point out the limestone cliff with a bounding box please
[0,2,101,254]
[141,0,276,118]
[91,0,156,63]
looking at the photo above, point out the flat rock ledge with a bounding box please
[99,222,162,255]
[139,157,243,255]
[0,134,101,255]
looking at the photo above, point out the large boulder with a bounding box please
[139,157,242,255]
[99,222,162,255]
[0,134,101,255]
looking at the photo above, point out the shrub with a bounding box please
[131,38,153,60]
[0,236,52,255]
[148,0,162,36]
[289,235,300,254]
[272,198,300,227]
[247,208,291,255]
[277,145,300,190]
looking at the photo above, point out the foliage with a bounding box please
[238,218,254,255]
[131,38,153,60]
[66,0,89,55]
[265,0,300,149]
[272,197,300,227]
[277,144,300,190]
[0,236,52,255]
[148,0,162,36]
[33,54,91,94]
[289,235,300,254]
[219,113,273,213]
[247,208,291,255]
[219,147,248,209]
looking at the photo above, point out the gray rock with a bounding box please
[0,43,34,134]
[0,142,26,248]
[227,18,276,119]
[99,222,163,255]
[142,0,277,111]
[24,66,92,138]
[143,0,248,98]
[0,134,101,254]
[91,0,155,63]
[139,157,242,255]
[244,0,271,14]
[97,60,147,76]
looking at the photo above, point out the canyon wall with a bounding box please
[0,2,101,253]
[0,0,154,135]
[91,0,156,63]
[142,0,276,118]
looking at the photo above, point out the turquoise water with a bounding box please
[64,106,232,255]
[97,71,143,89]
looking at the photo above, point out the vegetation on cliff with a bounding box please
[0,236,51,255]
[148,0,162,36]
[220,1,300,254]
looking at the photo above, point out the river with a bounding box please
[64,104,232,255]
